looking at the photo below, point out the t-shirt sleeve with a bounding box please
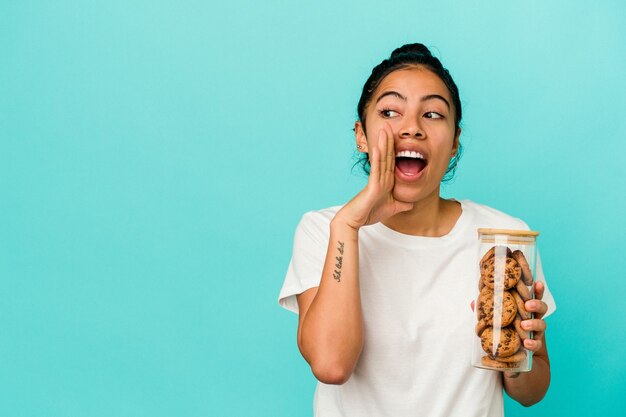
[535,251,557,318]
[278,211,330,314]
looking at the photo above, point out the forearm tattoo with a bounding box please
[333,241,344,282]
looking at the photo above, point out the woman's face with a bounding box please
[355,66,460,204]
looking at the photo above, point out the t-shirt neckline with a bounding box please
[368,199,472,247]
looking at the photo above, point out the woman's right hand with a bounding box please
[335,123,414,230]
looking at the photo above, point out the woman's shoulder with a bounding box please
[299,205,343,225]
[292,205,344,239]
[460,200,531,230]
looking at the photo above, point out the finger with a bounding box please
[381,124,396,193]
[470,300,475,312]
[378,129,387,180]
[385,123,394,174]
[378,127,391,192]
[525,299,548,319]
[369,144,380,182]
[523,338,543,352]
[521,318,547,333]
[521,317,546,352]
[534,281,545,301]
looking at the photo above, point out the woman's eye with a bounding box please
[424,112,444,119]
[380,109,399,118]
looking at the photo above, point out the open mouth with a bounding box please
[395,150,427,176]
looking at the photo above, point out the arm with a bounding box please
[503,281,551,406]
[296,125,413,385]
[296,220,363,385]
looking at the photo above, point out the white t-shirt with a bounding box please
[278,200,556,417]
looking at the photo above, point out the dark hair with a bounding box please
[355,43,463,182]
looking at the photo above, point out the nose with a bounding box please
[399,117,424,139]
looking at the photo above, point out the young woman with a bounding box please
[278,43,556,417]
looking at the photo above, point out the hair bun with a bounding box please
[390,43,432,58]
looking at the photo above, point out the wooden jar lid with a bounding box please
[477,228,539,241]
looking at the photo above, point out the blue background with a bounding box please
[1,1,625,416]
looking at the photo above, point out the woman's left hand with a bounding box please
[519,281,548,352]
[502,281,550,384]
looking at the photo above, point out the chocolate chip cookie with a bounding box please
[490,349,527,363]
[513,313,529,340]
[511,288,531,320]
[480,246,513,272]
[480,326,521,358]
[481,256,521,290]
[481,355,521,369]
[512,249,534,286]
[515,278,532,302]
[477,287,516,327]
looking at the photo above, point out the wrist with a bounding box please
[331,215,361,234]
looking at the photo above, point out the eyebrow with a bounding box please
[375,91,450,109]
[375,91,406,103]
[421,94,450,109]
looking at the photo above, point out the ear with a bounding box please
[451,128,462,157]
[354,121,368,152]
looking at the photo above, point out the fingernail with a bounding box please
[522,321,531,329]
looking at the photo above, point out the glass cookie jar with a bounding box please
[472,228,539,372]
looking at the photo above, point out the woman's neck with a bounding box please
[382,191,462,237]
